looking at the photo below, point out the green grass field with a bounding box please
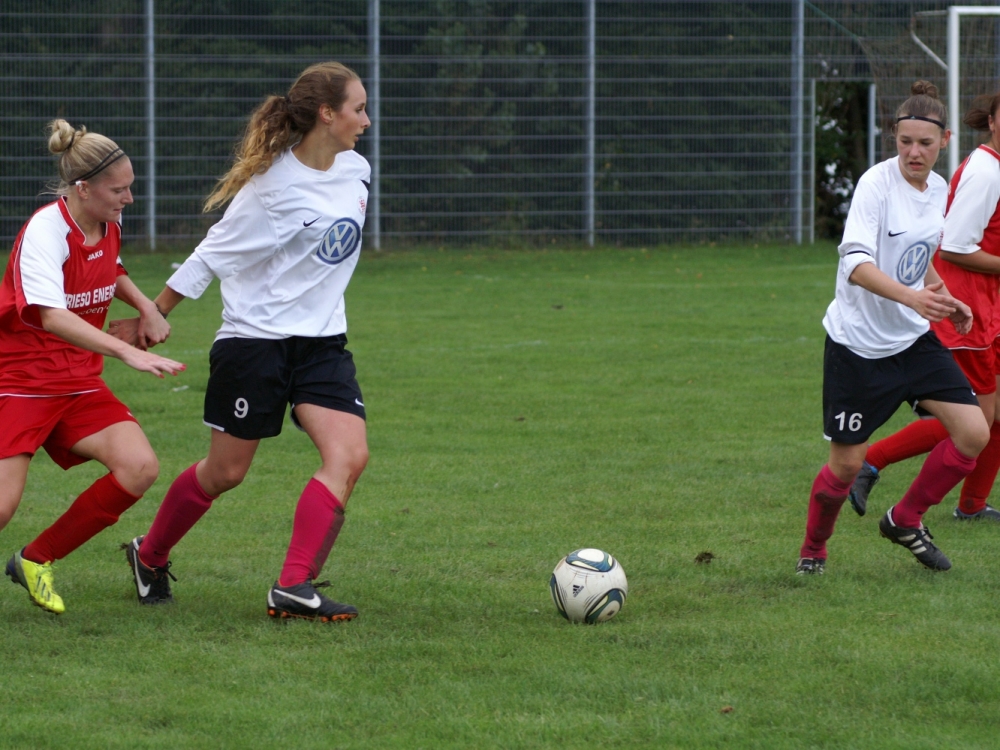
[2,244,1000,749]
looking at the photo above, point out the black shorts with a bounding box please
[822,332,978,444]
[204,334,365,440]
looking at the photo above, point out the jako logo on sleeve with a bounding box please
[896,241,930,285]
[316,218,361,265]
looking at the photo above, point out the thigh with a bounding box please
[203,337,292,440]
[294,403,368,465]
[69,420,154,472]
[197,428,261,496]
[0,453,31,529]
[44,387,138,470]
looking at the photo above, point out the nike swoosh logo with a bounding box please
[273,589,321,608]
[888,230,907,237]
[303,217,321,227]
[355,398,365,407]
[133,545,151,597]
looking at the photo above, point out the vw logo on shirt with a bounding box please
[896,241,931,286]
[317,218,361,265]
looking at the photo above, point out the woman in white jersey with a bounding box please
[797,81,989,575]
[112,62,371,621]
[0,120,184,614]
[847,91,1000,522]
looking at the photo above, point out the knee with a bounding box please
[202,463,248,495]
[964,422,991,456]
[114,450,159,496]
[349,444,369,478]
[828,457,864,484]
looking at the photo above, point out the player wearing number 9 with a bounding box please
[110,62,372,621]
[796,81,989,576]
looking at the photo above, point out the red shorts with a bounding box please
[0,387,138,470]
[951,338,1000,395]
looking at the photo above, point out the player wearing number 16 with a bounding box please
[111,62,372,621]
[796,81,989,575]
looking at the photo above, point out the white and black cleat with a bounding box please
[123,536,176,604]
[267,580,358,622]
[878,509,951,571]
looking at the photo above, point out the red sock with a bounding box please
[799,465,851,559]
[959,420,1000,514]
[865,419,949,470]
[23,473,140,564]
[279,479,345,587]
[140,463,217,568]
[892,438,977,527]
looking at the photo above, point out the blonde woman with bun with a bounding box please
[796,81,989,576]
[0,119,185,614]
[114,62,371,622]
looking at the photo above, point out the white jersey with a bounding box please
[822,156,948,359]
[167,149,370,340]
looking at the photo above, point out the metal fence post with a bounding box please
[868,83,877,168]
[368,0,381,250]
[585,0,595,247]
[146,0,156,249]
[791,0,804,245]
[809,78,815,245]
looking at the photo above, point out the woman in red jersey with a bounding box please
[849,92,1000,522]
[0,119,184,614]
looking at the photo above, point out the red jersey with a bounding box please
[0,198,127,396]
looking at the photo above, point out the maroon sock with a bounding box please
[140,463,217,568]
[278,479,345,587]
[23,473,140,564]
[799,465,852,559]
[893,438,977,528]
[959,421,1000,515]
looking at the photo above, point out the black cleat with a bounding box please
[267,580,358,622]
[954,504,1000,521]
[878,510,951,571]
[796,557,826,575]
[124,536,176,604]
[849,461,879,517]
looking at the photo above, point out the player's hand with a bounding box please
[910,281,960,323]
[138,308,170,349]
[119,347,185,378]
[107,317,140,347]
[948,299,974,335]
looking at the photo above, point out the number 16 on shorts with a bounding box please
[835,411,862,433]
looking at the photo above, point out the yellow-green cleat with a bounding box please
[5,550,65,614]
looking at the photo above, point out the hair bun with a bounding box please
[47,119,87,155]
[911,80,939,99]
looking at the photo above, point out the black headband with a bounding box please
[897,114,946,130]
[72,147,126,183]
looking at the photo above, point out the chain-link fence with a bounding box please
[2,1,999,248]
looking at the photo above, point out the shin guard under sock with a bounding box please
[140,463,217,568]
[959,421,1000,515]
[893,438,977,528]
[23,473,141,564]
[800,465,852,559]
[865,419,949,471]
[279,479,345,587]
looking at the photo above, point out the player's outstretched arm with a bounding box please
[112,275,170,349]
[40,306,185,378]
[107,285,187,348]
[848,262,968,326]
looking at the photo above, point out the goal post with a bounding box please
[948,6,1000,176]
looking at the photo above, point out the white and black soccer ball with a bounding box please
[549,548,628,624]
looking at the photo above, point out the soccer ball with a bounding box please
[549,548,628,624]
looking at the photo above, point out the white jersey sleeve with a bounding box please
[166,186,278,300]
[941,150,1000,255]
[17,209,70,309]
[837,174,881,282]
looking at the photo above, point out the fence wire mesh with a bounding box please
[2,1,999,247]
